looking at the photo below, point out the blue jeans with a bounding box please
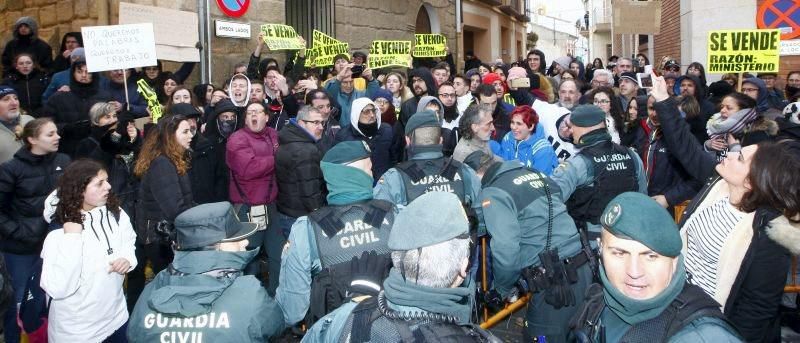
[3,253,39,343]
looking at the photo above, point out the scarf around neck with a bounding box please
[706,108,758,139]
[383,268,474,324]
[600,255,687,325]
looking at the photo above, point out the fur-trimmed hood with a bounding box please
[765,215,800,255]
[748,116,779,136]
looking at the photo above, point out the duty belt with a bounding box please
[523,250,591,292]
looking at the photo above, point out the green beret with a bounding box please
[570,105,606,127]
[388,192,469,250]
[404,110,440,135]
[322,140,371,164]
[601,192,681,257]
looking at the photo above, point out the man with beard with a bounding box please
[438,81,461,131]
[785,71,800,102]
[0,86,33,163]
[392,68,438,161]
[476,84,510,144]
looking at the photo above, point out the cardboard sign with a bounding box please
[312,29,339,48]
[368,40,412,69]
[82,23,158,73]
[612,0,662,35]
[119,2,199,62]
[306,43,350,67]
[260,24,305,50]
[413,34,447,57]
[707,29,781,73]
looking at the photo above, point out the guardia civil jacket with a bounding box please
[127,249,285,342]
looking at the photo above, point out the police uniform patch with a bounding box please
[602,203,622,227]
[482,200,491,207]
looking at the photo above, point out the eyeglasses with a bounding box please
[361,107,377,114]
[665,66,680,72]
[313,104,331,111]
[593,99,611,104]
[591,80,609,86]
[439,93,456,99]
[741,87,759,93]
[301,119,327,126]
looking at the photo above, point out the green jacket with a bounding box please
[127,249,285,342]
[480,161,583,297]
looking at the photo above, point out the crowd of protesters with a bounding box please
[0,15,799,343]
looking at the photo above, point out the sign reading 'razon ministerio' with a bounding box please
[707,29,781,73]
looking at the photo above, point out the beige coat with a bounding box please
[0,114,33,164]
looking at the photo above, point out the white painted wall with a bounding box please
[679,0,756,80]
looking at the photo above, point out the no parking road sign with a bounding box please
[757,0,800,40]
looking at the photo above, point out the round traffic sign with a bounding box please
[757,0,800,40]
[216,0,250,18]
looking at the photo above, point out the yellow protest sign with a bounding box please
[707,29,780,73]
[312,29,339,48]
[306,43,350,67]
[413,34,447,58]
[368,40,412,69]
[260,24,305,50]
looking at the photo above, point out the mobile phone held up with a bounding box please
[351,65,364,78]
[637,73,653,89]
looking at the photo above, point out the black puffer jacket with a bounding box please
[3,69,49,116]
[0,148,70,254]
[188,131,229,205]
[135,155,194,245]
[275,119,326,217]
[41,62,111,157]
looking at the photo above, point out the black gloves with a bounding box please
[348,251,390,297]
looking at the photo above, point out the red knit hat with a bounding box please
[482,72,508,94]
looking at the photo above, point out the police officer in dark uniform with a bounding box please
[550,105,647,245]
[276,141,398,327]
[478,158,593,343]
[303,192,500,343]
[374,110,482,224]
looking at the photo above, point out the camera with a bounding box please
[351,65,364,77]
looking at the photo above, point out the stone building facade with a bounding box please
[0,0,468,84]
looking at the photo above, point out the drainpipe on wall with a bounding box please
[198,0,211,83]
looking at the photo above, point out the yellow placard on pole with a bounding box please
[413,34,447,58]
[260,24,305,50]
[368,40,412,69]
[312,29,339,48]
[707,29,781,73]
[306,43,350,67]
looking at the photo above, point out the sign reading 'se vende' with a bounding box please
[82,23,157,73]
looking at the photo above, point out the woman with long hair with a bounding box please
[165,86,204,118]
[127,114,195,311]
[382,72,413,116]
[4,53,49,116]
[587,86,625,143]
[40,159,136,342]
[0,118,70,342]
[635,53,650,73]
[651,73,800,342]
